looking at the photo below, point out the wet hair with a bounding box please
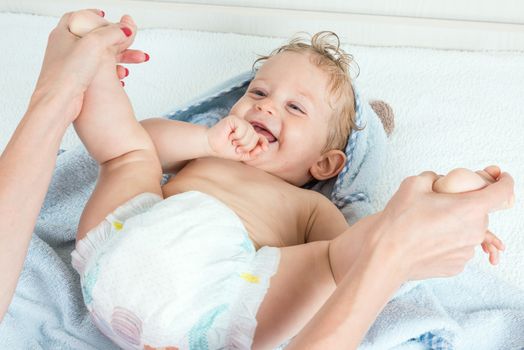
[252,31,362,152]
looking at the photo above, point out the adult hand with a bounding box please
[0,9,147,323]
[374,169,514,281]
[30,9,147,123]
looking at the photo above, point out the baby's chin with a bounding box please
[241,152,275,174]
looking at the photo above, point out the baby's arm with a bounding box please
[140,118,212,173]
[70,14,163,240]
[433,166,505,265]
[141,114,269,173]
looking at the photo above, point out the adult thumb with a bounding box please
[84,22,132,50]
[466,171,515,213]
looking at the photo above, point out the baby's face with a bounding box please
[230,51,333,186]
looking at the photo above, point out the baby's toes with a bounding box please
[69,9,108,37]
[433,168,488,194]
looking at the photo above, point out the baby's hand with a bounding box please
[206,115,269,161]
[433,166,506,265]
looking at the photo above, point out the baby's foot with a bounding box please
[433,166,499,193]
[72,13,137,118]
[433,166,505,265]
[69,12,142,161]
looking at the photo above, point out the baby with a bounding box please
[69,11,505,350]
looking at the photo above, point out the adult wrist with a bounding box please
[360,214,409,285]
[28,87,81,127]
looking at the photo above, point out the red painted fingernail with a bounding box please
[121,27,132,37]
[121,81,125,87]
[144,53,150,62]
[124,67,129,77]
[99,10,105,17]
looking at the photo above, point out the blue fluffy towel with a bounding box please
[0,147,118,349]
[2,71,523,350]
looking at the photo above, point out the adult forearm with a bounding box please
[287,243,404,349]
[0,93,70,321]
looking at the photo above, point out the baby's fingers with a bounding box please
[235,132,258,153]
[247,136,269,158]
[259,134,269,152]
[230,123,249,143]
[231,124,256,149]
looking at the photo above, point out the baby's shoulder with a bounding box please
[296,188,338,214]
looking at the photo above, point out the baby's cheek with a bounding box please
[433,168,489,194]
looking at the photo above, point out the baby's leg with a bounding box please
[433,166,505,264]
[71,13,163,240]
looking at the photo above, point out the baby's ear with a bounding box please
[310,150,346,181]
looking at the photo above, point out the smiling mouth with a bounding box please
[250,122,277,143]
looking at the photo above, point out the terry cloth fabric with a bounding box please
[165,70,388,226]
[359,264,524,350]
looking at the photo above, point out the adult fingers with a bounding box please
[475,165,500,184]
[81,22,132,53]
[483,165,501,180]
[485,242,500,265]
[476,170,496,184]
[481,230,504,265]
[484,230,505,251]
[117,49,150,64]
[464,172,515,213]
[408,170,441,193]
[56,11,76,29]
[119,15,137,42]
[116,65,129,80]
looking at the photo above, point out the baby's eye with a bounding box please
[250,89,266,97]
[289,103,305,114]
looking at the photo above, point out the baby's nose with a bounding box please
[256,102,274,116]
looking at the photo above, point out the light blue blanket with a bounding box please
[1,71,523,349]
[0,147,117,349]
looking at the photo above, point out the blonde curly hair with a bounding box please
[252,31,361,153]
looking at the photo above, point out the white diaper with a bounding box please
[71,191,280,350]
